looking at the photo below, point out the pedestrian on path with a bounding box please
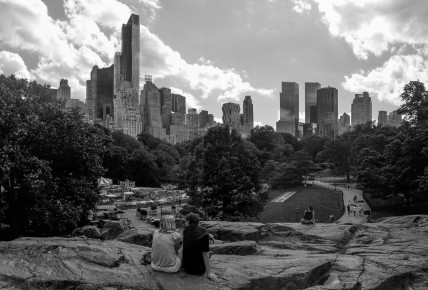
[353,195,357,203]
[347,204,350,215]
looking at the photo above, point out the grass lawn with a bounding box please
[257,184,344,224]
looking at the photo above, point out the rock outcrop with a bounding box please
[115,227,155,247]
[0,215,427,289]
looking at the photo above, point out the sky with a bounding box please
[1,0,427,127]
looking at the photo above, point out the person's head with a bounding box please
[185,213,200,227]
[160,215,176,231]
[308,205,313,211]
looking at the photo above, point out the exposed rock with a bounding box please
[200,221,265,242]
[0,215,427,289]
[115,227,155,247]
[71,225,101,239]
[210,240,257,255]
[100,220,131,240]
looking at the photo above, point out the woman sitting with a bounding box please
[151,215,182,273]
[301,205,315,225]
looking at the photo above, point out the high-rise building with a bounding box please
[378,111,388,125]
[119,14,140,92]
[114,88,142,138]
[199,110,208,128]
[172,94,186,114]
[86,65,114,122]
[338,112,351,135]
[388,110,403,127]
[222,102,241,131]
[317,87,338,139]
[159,88,172,133]
[351,92,372,126]
[57,79,71,101]
[140,80,165,140]
[305,82,321,123]
[242,95,254,136]
[276,82,299,136]
[208,114,214,126]
[187,108,199,139]
[303,123,317,138]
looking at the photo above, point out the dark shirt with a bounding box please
[303,210,313,220]
[182,225,209,275]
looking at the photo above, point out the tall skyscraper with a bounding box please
[140,79,165,140]
[114,88,142,138]
[57,79,71,101]
[242,95,254,136]
[351,92,372,126]
[276,82,299,136]
[378,111,388,125]
[186,108,199,139]
[119,14,140,92]
[159,88,172,133]
[388,110,403,127]
[317,87,338,139]
[172,94,186,114]
[338,112,351,135]
[199,110,209,128]
[86,65,114,122]
[305,82,321,123]
[222,102,241,131]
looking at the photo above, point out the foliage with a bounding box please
[300,135,329,161]
[0,75,111,236]
[185,126,267,220]
[322,138,353,182]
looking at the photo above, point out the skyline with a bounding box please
[1,0,427,127]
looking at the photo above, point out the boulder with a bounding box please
[115,227,155,247]
[71,225,101,239]
[210,240,257,255]
[101,220,131,240]
[199,221,264,242]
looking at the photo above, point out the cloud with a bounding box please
[254,121,263,127]
[342,54,428,105]
[0,51,30,79]
[140,26,274,102]
[312,0,428,59]
[291,0,312,14]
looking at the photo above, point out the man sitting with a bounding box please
[301,205,315,225]
[182,213,219,282]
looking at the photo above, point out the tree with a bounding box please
[397,80,428,125]
[300,135,329,161]
[323,138,353,182]
[186,126,267,220]
[0,75,111,236]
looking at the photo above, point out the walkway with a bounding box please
[313,181,371,224]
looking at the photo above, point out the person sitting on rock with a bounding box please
[301,206,315,225]
[151,215,182,273]
[182,213,219,282]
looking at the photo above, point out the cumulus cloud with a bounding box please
[312,0,428,59]
[254,121,263,127]
[0,51,30,79]
[291,0,312,14]
[343,54,428,105]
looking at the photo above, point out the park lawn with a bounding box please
[257,184,343,224]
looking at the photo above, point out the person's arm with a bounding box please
[202,252,219,282]
[172,232,182,254]
[312,211,316,224]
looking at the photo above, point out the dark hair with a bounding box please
[185,213,200,225]
[308,205,313,211]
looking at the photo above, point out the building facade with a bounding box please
[305,82,321,123]
[119,14,140,92]
[378,111,388,125]
[388,110,403,127]
[351,92,372,126]
[186,108,199,140]
[140,80,165,139]
[276,82,299,136]
[242,95,254,136]
[57,79,71,101]
[172,94,186,114]
[114,88,142,138]
[159,88,172,133]
[222,102,241,131]
[317,87,338,138]
[338,112,351,135]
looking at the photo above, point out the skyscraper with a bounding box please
[276,82,299,136]
[338,112,351,135]
[187,108,199,139]
[317,87,338,138]
[140,79,165,140]
[351,92,372,126]
[86,64,114,122]
[199,110,208,128]
[119,14,140,92]
[114,88,142,138]
[172,94,186,114]
[57,79,71,101]
[222,102,241,131]
[388,110,403,127]
[242,95,254,136]
[305,82,321,123]
[159,88,172,133]
[378,111,388,125]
